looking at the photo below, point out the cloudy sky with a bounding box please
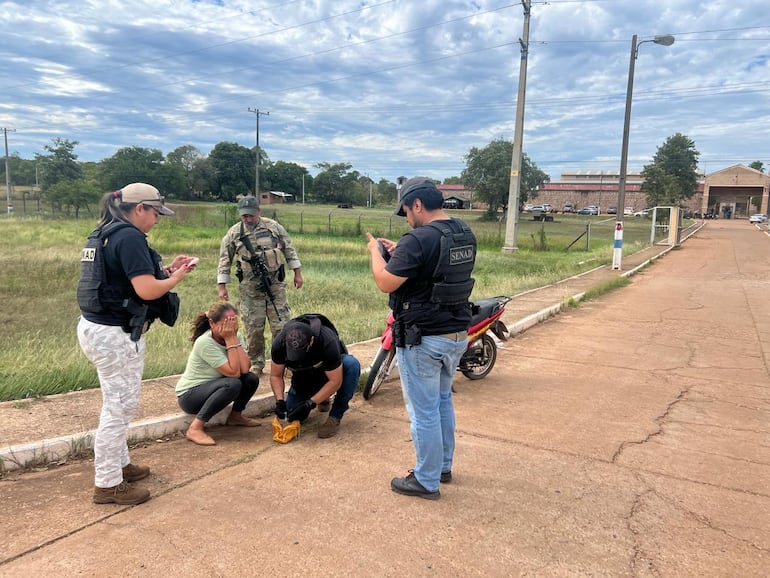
[1,0,769,182]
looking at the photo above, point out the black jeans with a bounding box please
[178,373,259,422]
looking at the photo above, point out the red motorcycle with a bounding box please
[362,295,512,400]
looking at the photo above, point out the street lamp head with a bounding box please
[653,35,675,47]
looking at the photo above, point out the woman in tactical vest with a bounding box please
[77,183,196,506]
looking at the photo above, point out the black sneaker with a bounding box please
[391,471,440,500]
[440,471,452,484]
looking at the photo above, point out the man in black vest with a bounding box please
[270,315,361,438]
[366,177,477,500]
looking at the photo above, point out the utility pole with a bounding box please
[3,127,16,215]
[502,0,531,253]
[248,108,269,197]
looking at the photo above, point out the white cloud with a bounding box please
[1,0,769,180]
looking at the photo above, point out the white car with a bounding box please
[633,209,650,217]
[749,213,767,223]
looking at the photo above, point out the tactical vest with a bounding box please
[77,221,133,314]
[426,219,476,307]
[77,222,180,327]
[390,219,476,313]
[238,221,284,273]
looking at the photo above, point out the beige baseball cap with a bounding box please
[119,183,174,216]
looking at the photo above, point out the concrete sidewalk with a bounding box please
[0,234,685,472]
[5,219,768,575]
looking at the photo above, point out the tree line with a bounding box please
[2,132,717,218]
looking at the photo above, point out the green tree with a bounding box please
[35,138,83,195]
[749,160,764,173]
[640,133,700,206]
[639,165,680,207]
[313,162,360,204]
[48,178,101,218]
[442,176,463,184]
[462,139,548,218]
[167,145,204,200]
[375,178,397,207]
[209,142,256,200]
[98,146,185,198]
[262,161,308,201]
[0,154,37,186]
[190,156,218,200]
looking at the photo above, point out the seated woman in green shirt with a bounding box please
[176,301,260,445]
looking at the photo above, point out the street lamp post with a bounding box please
[613,34,674,270]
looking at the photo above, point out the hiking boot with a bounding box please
[440,470,452,484]
[93,481,150,505]
[318,398,332,413]
[390,471,440,500]
[122,463,150,483]
[318,416,340,438]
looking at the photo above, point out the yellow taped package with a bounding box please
[272,415,301,443]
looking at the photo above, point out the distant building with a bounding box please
[701,165,770,218]
[535,170,705,215]
[435,183,484,210]
[259,190,293,205]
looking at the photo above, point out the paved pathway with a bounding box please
[1,220,767,576]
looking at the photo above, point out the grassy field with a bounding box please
[0,203,665,401]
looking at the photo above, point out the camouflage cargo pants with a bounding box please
[239,279,291,370]
[77,317,145,488]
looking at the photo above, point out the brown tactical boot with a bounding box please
[318,416,340,438]
[93,481,150,505]
[122,463,150,483]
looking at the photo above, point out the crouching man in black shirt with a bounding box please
[270,314,360,438]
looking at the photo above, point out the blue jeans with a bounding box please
[397,336,467,492]
[287,353,360,421]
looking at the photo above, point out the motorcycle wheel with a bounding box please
[363,347,396,400]
[460,333,497,380]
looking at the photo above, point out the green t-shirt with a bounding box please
[175,330,247,396]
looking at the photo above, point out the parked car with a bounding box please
[528,204,553,213]
[624,207,634,216]
[749,213,768,223]
[607,206,617,215]
[577,206,599,215]
[562,204,575,213]
[633,209,650,217]
[336,202,353,209]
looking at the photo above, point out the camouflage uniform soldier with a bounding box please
[217,196,303,373]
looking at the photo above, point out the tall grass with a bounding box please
[0,205,663,400]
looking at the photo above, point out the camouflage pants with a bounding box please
[77,317,145,488]
[239,279,291,370]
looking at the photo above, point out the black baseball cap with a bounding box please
[284,321,314,362]
[394,177,443,216]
